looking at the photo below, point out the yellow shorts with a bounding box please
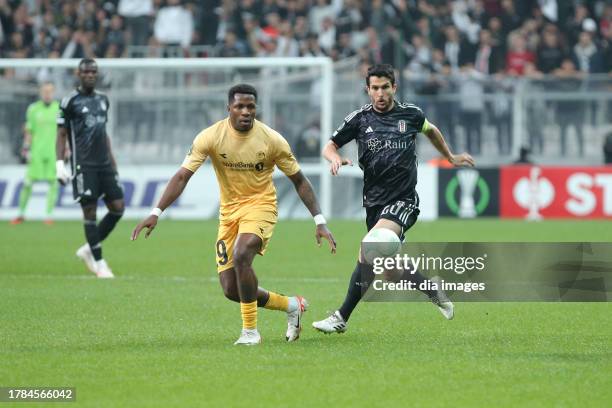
[215,205,277,273]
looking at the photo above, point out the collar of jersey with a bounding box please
[371,100,398,116]
[227,118,257,138]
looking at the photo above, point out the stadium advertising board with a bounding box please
[500,166,612,219]
[438,168,500,218]
[0,165,221,220]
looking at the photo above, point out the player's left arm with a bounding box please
[287,170,336,254]
[22,106,33,162]
[421,119,475,167]
[106,134,119,173]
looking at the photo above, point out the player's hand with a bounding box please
[20,147,30,163]
[315,224,337,254]
[329,157,353,176]
[449,153,475,168]
[131,215,158,241]
[55,160,70,185]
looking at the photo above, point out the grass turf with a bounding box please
[1,219,611,407]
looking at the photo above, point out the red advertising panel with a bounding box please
[501,166,612,219]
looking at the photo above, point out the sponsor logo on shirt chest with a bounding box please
[219,153,265,172]
[366,138,408,153]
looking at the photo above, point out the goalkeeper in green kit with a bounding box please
[11,83,61,225]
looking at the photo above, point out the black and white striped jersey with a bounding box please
[331,101,426,207]
[57,89,111,171]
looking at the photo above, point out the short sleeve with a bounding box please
[414,106,426,133]
[330,108,361,148]
[104,95,110,123]
[25,104,34,132]
[57,96,71,128]
[273,134,301,177]
[421,118,431,133]
[181,130,211,173]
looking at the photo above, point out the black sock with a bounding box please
[98,211,123,241]
[84,220,102,261]
[338,262,374,322]
[400,267,436,299]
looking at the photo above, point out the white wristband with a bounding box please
[314,214,326,225]
[150,207,163,217]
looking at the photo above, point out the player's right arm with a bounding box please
[56,95,73,185]
[131,130,211,240]
[22,105,34,162]
[324,109,362,175]
[131,167,194,240]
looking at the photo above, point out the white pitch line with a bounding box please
[0,274,342,283]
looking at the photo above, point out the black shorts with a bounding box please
[72,168,124,205]
[365,196,420,241]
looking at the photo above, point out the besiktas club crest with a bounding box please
[398,120,407,133]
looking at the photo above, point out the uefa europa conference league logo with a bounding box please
[443,169,494,217]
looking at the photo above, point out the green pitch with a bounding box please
[1,220,610,407]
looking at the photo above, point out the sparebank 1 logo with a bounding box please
[445,169,490,217]
[513,167,554,220]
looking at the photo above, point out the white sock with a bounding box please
[287,297,299,313]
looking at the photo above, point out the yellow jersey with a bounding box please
[182,118,301,218]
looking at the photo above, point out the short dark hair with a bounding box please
[366,64,395,87]
[78,58,97,69]
[228,84,258,103]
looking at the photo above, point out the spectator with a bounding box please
[513,146,533,164]
[309,0,335,34]
[118,0,153,50]
[475,29,504,74]
[301,33,326,57]
[154,0,194,50]
[565,3,590,46]
[217,30,248,58]
[458,63,485,155]
[318,16,336,54]
[276,21,299,57]
[572,31,605,74]
[442,25,464,72]
[506,33,535,76]
[500,0,522,35]
[104,15,127,57]
[406,34,432,76]
[336,0,364,36]
[295,119,321,159]
[604,132,612,164]
[553,59,585,156]
[537,24,566,74]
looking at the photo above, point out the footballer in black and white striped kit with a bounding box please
[313,64,475,334]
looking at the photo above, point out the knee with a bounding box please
[221,282,239,302]
[82,205,97,221]
[232,247,252,271]
[219,270,239,302]
[108,200,125,216]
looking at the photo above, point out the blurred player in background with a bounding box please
[56,58,124,279]
[132,84,336,345]
[313,64,475,334]
[11,83,60,225]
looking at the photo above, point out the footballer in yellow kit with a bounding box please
[132,84,337,346]
[181,116,300,272]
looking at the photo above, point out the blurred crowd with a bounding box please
[1,0,611,75]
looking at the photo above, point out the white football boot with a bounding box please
[234,329,262,346]
[430,276,454,320]
[312,311,347,334]
[286,296,308,342]
[76,244,97,275]
[95,259,115,279]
